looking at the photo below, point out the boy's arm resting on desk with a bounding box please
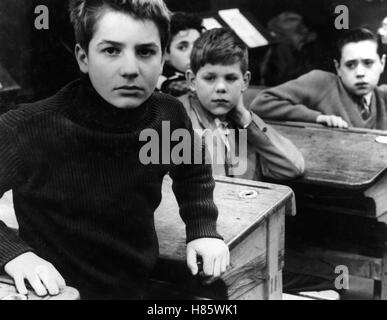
[169,122,229,277]
[247,113,305,180]
[0,122,65,297]
[249,71,325,123]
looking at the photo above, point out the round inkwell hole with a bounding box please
[238,189,258,199]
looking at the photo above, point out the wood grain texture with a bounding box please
[270,122,387,189]
[155,175,294,259]
[152,175,293,300]
[0,175,294,300]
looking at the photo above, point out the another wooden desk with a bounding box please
[270,121,387,299]
[150,175,295,300]
[0,176,295,300]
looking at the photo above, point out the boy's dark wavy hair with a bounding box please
[335,27,383,62]
[190,28,248,74]
[68,0,171,53]
[167,12,203,52]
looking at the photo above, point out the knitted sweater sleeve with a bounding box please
[0,120,34,268]
[169,108,223,244]
[250,70,330,122]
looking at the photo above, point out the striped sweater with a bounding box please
[0,77,221,299]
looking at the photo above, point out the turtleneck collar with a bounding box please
[63,75,155,134]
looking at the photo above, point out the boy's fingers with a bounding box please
[42,278,59,296]
[221,254,228,274]
[14,274,28,295]
[213,258,221,278]
[186,248,198,275]
[55,273,66,291]
[38,271,60,296]
[35,265,59,295]
[26,273,47,296]
[202,256,214,277]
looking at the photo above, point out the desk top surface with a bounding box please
[155,175,294,260]
[0,176,294,268]
[271,122,387,189]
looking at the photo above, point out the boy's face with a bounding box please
[75,10,164,109]
[166,29,201,73]
[187,63,250,119]
[335,40,386,97]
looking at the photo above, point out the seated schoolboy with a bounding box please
[157,12,203,97]
[0,0,229,300]
[250,27,387,130]
[180,28,305,181]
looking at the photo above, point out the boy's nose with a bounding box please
[119,53,140,78]
[355,64,366,77]
[215,80,227,93]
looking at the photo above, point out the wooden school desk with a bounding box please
[269,121,387,299]
[0,176,295,300]
[148,175,295,300]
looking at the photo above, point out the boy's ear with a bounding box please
[160,55,166,75]
[241,71,251,92]
[75,44,89,74]
[186,69,196,91]
[334,59,340,74]
[380,54,386,73]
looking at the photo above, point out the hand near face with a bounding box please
[186,238,230,280]
[316,114,349,129]
[4,252,66,297]
[228,95,252,128]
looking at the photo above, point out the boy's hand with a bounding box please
[316,115,348,129]
[228,95,252,128]
[186,238,230,279]
[4,252,66,296]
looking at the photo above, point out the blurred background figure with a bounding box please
[262,11,332,86]
[158,12,204,97]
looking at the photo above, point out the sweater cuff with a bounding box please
[185,219,223,244]
[0,225,34,270]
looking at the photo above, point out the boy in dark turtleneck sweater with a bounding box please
[0,0,229,300]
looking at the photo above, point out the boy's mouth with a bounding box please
[115,85,144,92]
[212,99,229,104]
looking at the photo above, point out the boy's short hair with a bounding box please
[167,12,203,51]
[190,28,249,75]
[68,0,171,53]
[335,27,383,62]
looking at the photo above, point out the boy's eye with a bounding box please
[137,48,157,58]
[103,47,121,56]
[345,62,357,70]
[363,60,375,67]
[203,75,216,82]
[177,43,189,52]
[226,76,239,82]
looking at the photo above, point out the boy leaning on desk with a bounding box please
[251,27,387,130]
[0,0,230,300]
[179,27,305,182]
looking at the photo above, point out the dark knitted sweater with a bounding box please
[0,78,221,299]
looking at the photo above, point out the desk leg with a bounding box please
[266,208,285,300]
[379,249,387,300]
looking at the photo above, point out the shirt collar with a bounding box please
[363,92,373,107]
